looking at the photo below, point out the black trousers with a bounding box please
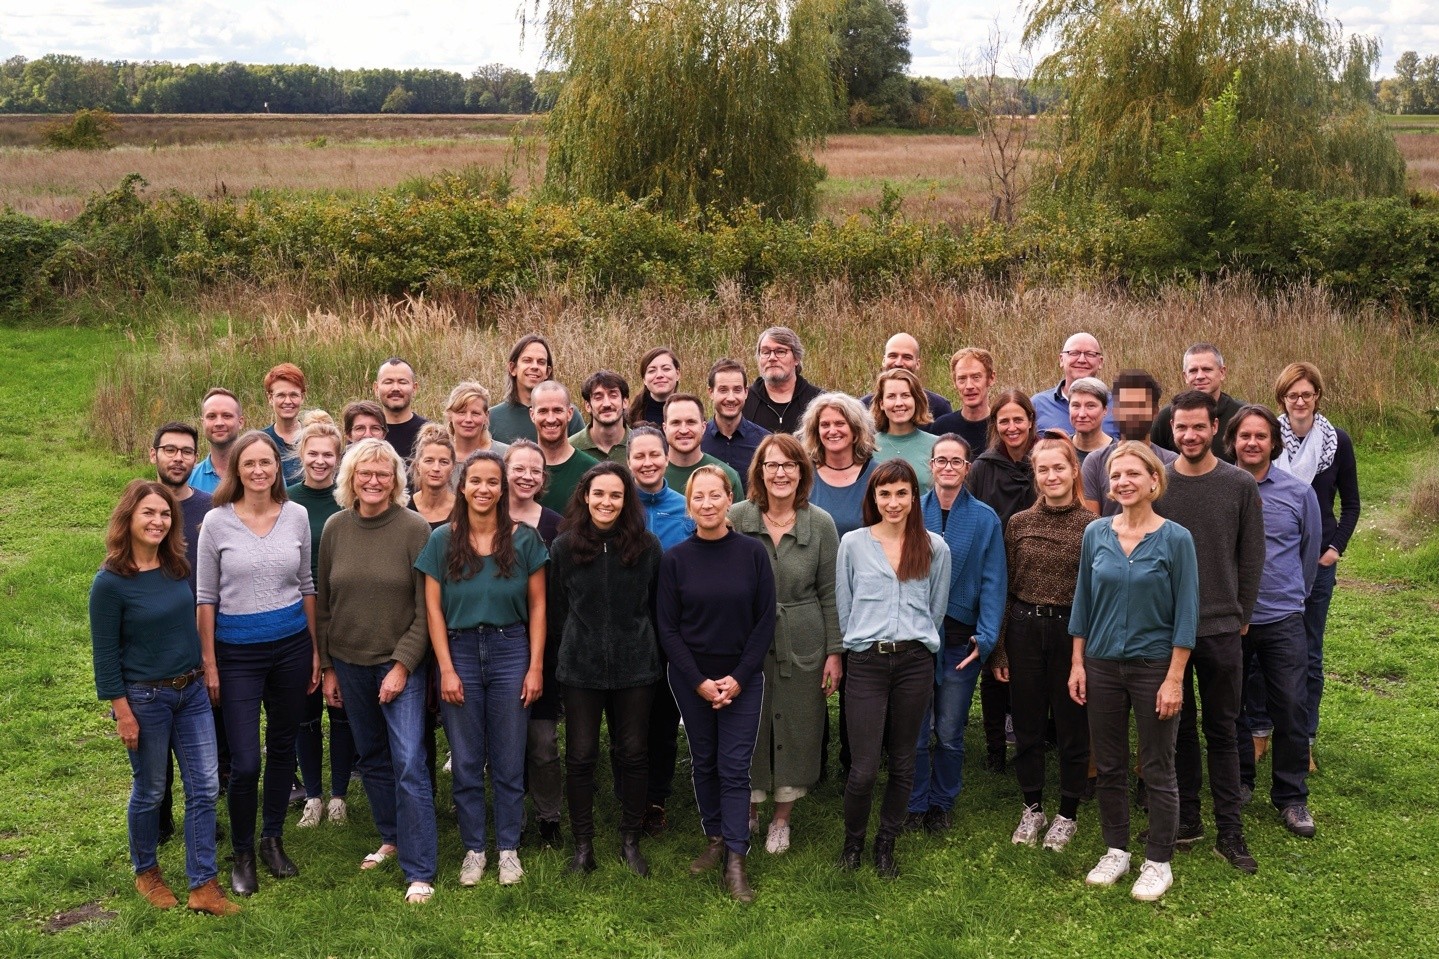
[842,643,934,845]
[1176,630,1244,837]
[1007,605,1089,800]
[565,683,655,840]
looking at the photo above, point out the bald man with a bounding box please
[1030,332,1119,439]
[860,332,953,420]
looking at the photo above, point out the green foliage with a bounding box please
[1378,51,1439,115]
[835,0,910,110]
[0,212,72,308]
[39,108,119,150]
[535,0,839,220]
[379,84,415,114]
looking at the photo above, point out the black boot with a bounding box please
[873,837,899,879]
[619,832,650,877]
[723,849,754,903]
[838,840,863,872]
[258,836,299,879]
[568,839,597,874]
[230,850,258,897]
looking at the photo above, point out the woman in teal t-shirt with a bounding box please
[416,451,547,889]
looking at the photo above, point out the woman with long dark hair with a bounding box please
[416,451,548,888]
[90,480,238,915]
[836,460,950,878]
[549,462,663,875]
[629,346,682,426]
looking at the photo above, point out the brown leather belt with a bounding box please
[134,667,204,690]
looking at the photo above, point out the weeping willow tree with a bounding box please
[1023,0,1406,201]
[530,0,839,219]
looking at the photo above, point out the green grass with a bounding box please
[2,315,1438,957]
[1382,113,1439,134]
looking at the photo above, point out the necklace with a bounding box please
[820,456,858,471]
[764,510,797,529]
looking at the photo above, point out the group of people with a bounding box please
[89,327,1359,912]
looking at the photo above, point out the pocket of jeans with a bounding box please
[125,684,159,705]
[1139,658,1171,670]
[501,622,528,641]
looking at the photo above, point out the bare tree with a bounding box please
[965,23,1034,224]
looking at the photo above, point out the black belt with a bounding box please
[869,640,925,655]
[1013,601,1071,619]
[134,667,204,690]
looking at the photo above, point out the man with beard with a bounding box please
[1030,332,1119,439]
[571,370,633,464]
[1081,370,1178,517]
[373,357,428,461]
[741,327,824,435]
[701,359,769,493]
[532,380,599,512]
[188,388,244,495]
[1152,344,1246,460]
[663,394,743,499]
[859,333,953,419]
[1155,391,1266,874]
[490,334,585,443]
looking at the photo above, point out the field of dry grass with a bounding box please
[0,112,527,148]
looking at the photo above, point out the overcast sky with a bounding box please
[2,1,1435,78]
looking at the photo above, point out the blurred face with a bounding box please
[628,435,667,492]
[585,385,626,428]
[873,480,913,528]
[1232,414,1276,472]
[267,378,304,424]
[352,457,396,514]
[817,406,854,456]
[1108,453,1154,507]
[417,443,454,492]
[643,353,679,400]
[586,473,626,530]
[709,369,748,423]
[929,440,970,493]
[687,473,732,533]
[760,448,800,501]
[237,442,278,496]
[510,343,551,394]
[664,399,704,456]
[448,399,489,442]
[1114,387,1157,441]
[1033,447,1076,507]
[300,438,339,487]
[758,336,796,387]
[882,334,920,372]
[463,459,504,517]
[880,379,916,429]
[1060,334,1103,385]
[1282,378,1320,424]
[952,358,995,413]
[531,388,571,445]
[1183,351,1226,398]
[201,395,243,447]
[506,448,545,504]
[374,363,416,415]
[1172,406,1218,465]
[1069,392,1106,436]
[995,402,1032,455]
[348,414,386,443]
[130,493,172,551]
[151,431,198,487]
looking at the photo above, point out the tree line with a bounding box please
[1378,52,1439,114]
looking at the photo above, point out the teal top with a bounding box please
[1069,518,1199,662]
[875,429,938,492]
[415,522,548,628]
[287,481,342,582]
[489,400,585,444]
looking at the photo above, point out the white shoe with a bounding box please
[326,797,347,824]
[497,849,524,886]
[1131,860,1173,901]
[1085,848,1132,886]
[765,820,791,855]
[297,797,323,828]
[459,849,486,886]
[1043,815,1078,852]
[1011,805,1048,846]
[443,752,452,774]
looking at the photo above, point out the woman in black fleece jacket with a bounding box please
[548,462,662,877]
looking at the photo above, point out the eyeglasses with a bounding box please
[154,444,197,457]
[268,391,303,402]
[509,466,545,478]
[758,347,792,359]
[762,461,799,474]
[356,469,395,482]
[1284,391,1318,404]
[1061,350,1103,360]
[931,457,968,469]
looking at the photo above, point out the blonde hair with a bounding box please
[872,368,933,431]
[409,422,457,489]
[1105,440,1167,503]
[297,410,342,457]
[798,392,876,465]
[683,464,735,527]
[335,439,410,511]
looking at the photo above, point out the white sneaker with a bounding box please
[1011,805,1048,846]
[443,752,452,774]
[497,849,524,886]
[297,797,323,828]
[459,849,486,886]
[326,797,347,824]
[1043,815,1078,852]
[1131,859,1173,901]
[1085,848,1132,886]
[765,820,791,855]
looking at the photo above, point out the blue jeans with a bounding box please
[669,666,764,856]
[332,658,437,883]
[1235,614,1310,809]
[125,678,220,888]
[909,638,980,814]
[441,624,531,852]
[1303,562,1336,741]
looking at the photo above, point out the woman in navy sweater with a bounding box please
[657,465,776,902]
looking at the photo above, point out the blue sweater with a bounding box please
[921,488,1007,661]
[637,482,694,551]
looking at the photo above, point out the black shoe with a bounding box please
[873,838,899,879]
[1280,804,1316,838]
[1215,833,1259,874]
[902,811,926,833]
[230,851,257,897]
[641,804,668,838]
[258,836,299,879]
[568,839,597,874]
[923,807,952,835]
[288,784,307,806]
[838,841,862,871]
[619,832,650,877]
[537,819,562,848]
[984,748,1007,774]
[1137,819,1204,847]
[1238,783,1255,807]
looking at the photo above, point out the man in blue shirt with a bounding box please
[188,388,244,494]
[701,358,769,493]
[1031,332,1119,439]
[1227,405,1321,838]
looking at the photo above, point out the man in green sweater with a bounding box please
[533,380,598,512]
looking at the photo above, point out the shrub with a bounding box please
[41,109,120,151]
[0,213,72,309]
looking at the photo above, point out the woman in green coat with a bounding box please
[729,432,842,856]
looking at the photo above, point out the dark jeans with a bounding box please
[1175,630,1244,837]
[669,666,763,856]
[566,683,655,839]
[1008,605,1089,801]
[1303,562,1336,740]
[980,667,1010,753]
[909,620,981,813]
[1235,614,1310,809]
[1086,656,1180,863]
[297,689,354,799]
[217,630,312,854]
[842,642,934,845]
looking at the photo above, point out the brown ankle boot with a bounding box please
[689,836,724,875]
[187,878,242,916]
[135,867,177,909]
[723,850,755,903]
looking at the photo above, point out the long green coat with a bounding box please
[728,500,842,793]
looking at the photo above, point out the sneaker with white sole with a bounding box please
[297,798,323,829]
[1130,859,1173,901]
[1042,815,1078,852]
[326,797,347,825]
[1011,805,1049,846]
[443,752,452,774]
[765,820,791,855]
[497,849,524,885]
[459,849,486,886]
[1085,848,1132,886]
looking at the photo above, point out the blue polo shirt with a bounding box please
[1251,466,1322,625]
[188,456,222,494]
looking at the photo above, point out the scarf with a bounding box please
[1277,412,1337,484]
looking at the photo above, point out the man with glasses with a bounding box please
[742,327,825,435]
[1031,333,1119,438]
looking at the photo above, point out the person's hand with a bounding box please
[116,710,140,751]
[992,665,1010,683]
[1156,677,1183,719]
[696,679,723,705]
[1319,546,1340,568]
[1068,664,1087,706]
[822,654,843,697]
[956,640,980,671]
[323,670,343,708]
[440,668,465,706]
[204,664,221,706]
[520,666,544,707]
[713,675,742,708]
[379,662,409,704]
[308,649,322,695]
